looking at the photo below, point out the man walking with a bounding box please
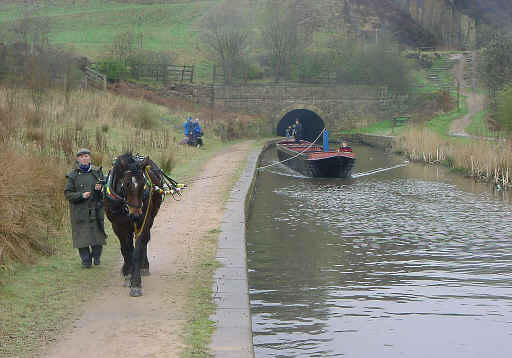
[64,148,107,268]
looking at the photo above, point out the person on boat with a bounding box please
[294,119,303,143]
[64,148,107,268]
[285,125,293,140]
[338,141,353,153]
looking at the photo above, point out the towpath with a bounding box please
[449,52,485,138]
[39,141,254,358]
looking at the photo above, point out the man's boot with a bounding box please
[78,247,92,268]
[91,245,103,266]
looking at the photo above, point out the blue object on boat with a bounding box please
[323,129,329,152]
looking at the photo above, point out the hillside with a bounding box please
[0,0,511,83]
[454,0,512,27]
[0,0,220,79]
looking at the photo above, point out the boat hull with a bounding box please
[276,141,355,178]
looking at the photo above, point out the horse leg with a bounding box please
[121,239,134,287]
[141,232,150,276]
[129,233,148,297]
[114,225,134,286]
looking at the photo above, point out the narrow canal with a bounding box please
[246,144,512,358]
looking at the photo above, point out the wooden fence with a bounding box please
[83,66,107,90]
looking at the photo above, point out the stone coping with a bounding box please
[209,146,264,358]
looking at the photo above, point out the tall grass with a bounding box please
[396,126,512,186]
[0,144,67,270]
[0,85,216,271]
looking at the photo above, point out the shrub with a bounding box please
[25,109,43,127]
[157,151,175,174]
[95,61,129,82]
[24,127,45,146]
[91,151,104,168]
[132,104,159,130]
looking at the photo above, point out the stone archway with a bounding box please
[276,105,326,142]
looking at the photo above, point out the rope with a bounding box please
[257,129,326,171]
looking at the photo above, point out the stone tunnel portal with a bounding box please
[277,109,325,142]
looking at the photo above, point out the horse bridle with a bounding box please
[105,165,146,211]
[105,155,184,212]
[120,169,146,210]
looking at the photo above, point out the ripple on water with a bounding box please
[248,148,512,357]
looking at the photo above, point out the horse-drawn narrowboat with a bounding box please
[276,140,355,178]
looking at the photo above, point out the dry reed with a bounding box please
[0,144,67,266]
[396,126,512,186]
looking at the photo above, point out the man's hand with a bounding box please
[95,184,102,191]
[83,191,92,199]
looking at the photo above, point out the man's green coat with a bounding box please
[64,164,107,249]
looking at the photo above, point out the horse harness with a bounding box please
[104,154,185,239]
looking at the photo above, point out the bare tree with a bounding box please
[111,31,135,65]
[201,0,249,84]
[25,53,50,112]
[261,1,300,81]
[9,8,50,56]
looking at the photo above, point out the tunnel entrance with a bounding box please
[277,109,325,142]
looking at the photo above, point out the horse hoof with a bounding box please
[130,287,143,297]
[141,268,151,276]
[123,276,131,287]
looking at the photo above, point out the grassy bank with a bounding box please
[395,126,512,186]
[0,0,219,80]
[343,83,512,188]
[181,228,220,358]
[427,96,468,135]
[465,109,504,138]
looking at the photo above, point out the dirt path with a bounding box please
[449,52,485,137]
[39,141,254,358]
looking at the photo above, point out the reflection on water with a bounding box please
[247,145,512,358]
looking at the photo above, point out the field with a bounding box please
[0,0,220,80]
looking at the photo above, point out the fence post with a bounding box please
[181,65,185,83]
[162,64,168,85]
[190,65,194,83]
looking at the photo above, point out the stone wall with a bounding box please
[208,83,386,133]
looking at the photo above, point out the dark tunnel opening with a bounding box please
[277,109,325,142]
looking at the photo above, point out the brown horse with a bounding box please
[104,152,181,297]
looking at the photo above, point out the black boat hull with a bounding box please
[277,145,355,178]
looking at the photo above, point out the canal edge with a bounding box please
[340,133,395,149]
[209,141,276,358]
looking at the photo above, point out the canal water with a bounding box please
[246,144,512,358]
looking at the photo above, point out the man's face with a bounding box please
[77,153,91,166]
